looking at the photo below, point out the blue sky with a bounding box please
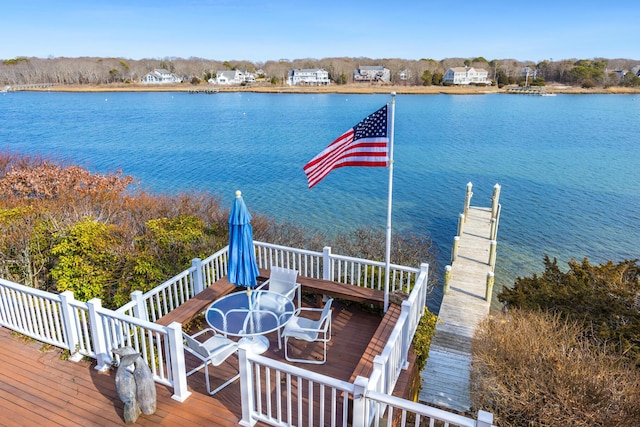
[2,1,638,62]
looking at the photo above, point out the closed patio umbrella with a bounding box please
[227,190,259,289]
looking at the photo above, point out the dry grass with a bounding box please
[29,82,640,95]
[471,309,640,426]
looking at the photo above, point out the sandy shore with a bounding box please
[22,83,640,95]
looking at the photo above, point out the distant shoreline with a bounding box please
[17,83,640,95]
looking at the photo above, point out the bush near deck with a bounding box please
[0,151,436,308]
[471,256,640,426]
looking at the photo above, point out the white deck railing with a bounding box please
[0,242,494,426]
[255,241,324,278]
[239,351,355,426]
[0,278,70,350]
[125,246,230,322]
[362,386,494,427]
[255,241,419,294]
[124,243,420,325]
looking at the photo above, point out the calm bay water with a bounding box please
[1,91,639,311]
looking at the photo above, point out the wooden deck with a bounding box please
[419,206,494,413]
[155,270,386,328]
[0,297,415,426]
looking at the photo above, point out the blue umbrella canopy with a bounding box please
[228,190,259,288]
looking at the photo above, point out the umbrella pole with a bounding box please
[247,289,255,334]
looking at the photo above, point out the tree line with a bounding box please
[2,55,639,88]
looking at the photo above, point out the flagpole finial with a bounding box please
[235,190,242,198]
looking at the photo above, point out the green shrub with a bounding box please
[412,308,439,371]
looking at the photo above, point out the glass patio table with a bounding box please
[205,290,295,354]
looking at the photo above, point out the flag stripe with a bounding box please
[303,104,389,188]
[304,141,387,188]
[303,141,387,175]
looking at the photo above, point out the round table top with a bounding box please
[206,290,295,337]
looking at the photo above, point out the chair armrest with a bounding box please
[189,328,217,340]
[293,306,324,316]
[282,282,300,298]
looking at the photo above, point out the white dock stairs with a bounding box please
[419,183,501,413]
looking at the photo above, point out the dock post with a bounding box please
[488,240,497,268]
[491,184,501,219]
[457,213,465,236]
[485,271,494,302]
[463,182,473,221]
[444,265,452,294]
[451,236,460,263]
[490,218,497,241]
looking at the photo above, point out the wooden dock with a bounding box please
[419,185,500,414]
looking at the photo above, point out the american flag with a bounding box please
[303,104,389,189]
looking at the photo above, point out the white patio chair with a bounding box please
[183,328,239,395]
[282,298,333,364]
[258,265,301,308]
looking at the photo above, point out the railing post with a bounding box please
[373,354,388,394]
[485,271,495,302]
[451,236,460,263]
[351,376,368,427]
[488,240,497,268]
[420,263,429,308]
[238,347,255,427]
[59,290,82,362]
[401,300,412,369]
[322,246,332,281]
[131,290,148,322]
[463,182,473,221]
[477,410,495,427]
[191,257,204,295]
[444,265,452,294]
[372,356,389,422]
[87,298,111,371]
[167,322,191,402]
[491,184,501,219]
[457,213,465,236]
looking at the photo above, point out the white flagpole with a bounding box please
[384,92,396,312]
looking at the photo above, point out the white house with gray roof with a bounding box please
[141,69,181,84]
[443,67,490,85]
[286,69,330,86]
[209,70,255,85]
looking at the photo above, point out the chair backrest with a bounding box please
[305,298,333,333]
[318,298,333,327]
[183,332,210,359]
[269,266,298,295]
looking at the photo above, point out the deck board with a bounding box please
[418,206,494,413]
[155,277,236,326]
[258,268,386,307]
[0,296,413,426]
